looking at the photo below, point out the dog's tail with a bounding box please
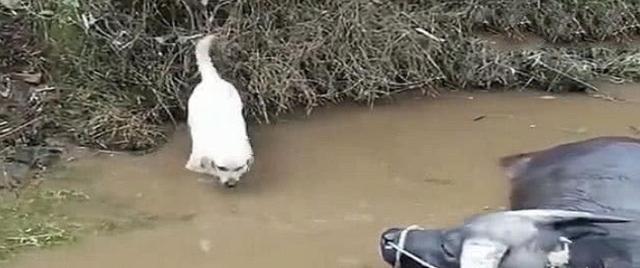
[195,34,221,81]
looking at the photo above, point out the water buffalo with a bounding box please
[379,137,640,268]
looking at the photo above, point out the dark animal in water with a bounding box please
[379,137,640,268]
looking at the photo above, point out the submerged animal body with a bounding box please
[379,137,640,268]
[185,34,254,188]
[503,136,640,267]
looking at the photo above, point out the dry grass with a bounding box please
[2,0,640,152]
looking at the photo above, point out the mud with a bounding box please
[8,83,640,268]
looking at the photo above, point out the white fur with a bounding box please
[546,237,571,268]
[185,34,254,187]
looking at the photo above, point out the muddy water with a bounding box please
[9,85,640,268]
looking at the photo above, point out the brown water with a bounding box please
[8,84,640,268]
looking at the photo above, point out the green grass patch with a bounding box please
[0,184,157,263]
[0,188,87,261]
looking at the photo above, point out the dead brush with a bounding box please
[2,0,640,152]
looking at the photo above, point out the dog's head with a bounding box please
[201,155,254,188]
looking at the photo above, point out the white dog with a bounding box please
[185,34,254,188]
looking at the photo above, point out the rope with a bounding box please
[384,225,440,268]
[384,225,573,268]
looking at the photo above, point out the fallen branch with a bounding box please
[0,117,42,141]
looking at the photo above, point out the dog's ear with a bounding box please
[245,157,254,171]
[200,156,211,169]
[210,158,217,169]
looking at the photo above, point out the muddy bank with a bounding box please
[4,85,639,268]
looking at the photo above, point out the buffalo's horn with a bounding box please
[503,209,632,224]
